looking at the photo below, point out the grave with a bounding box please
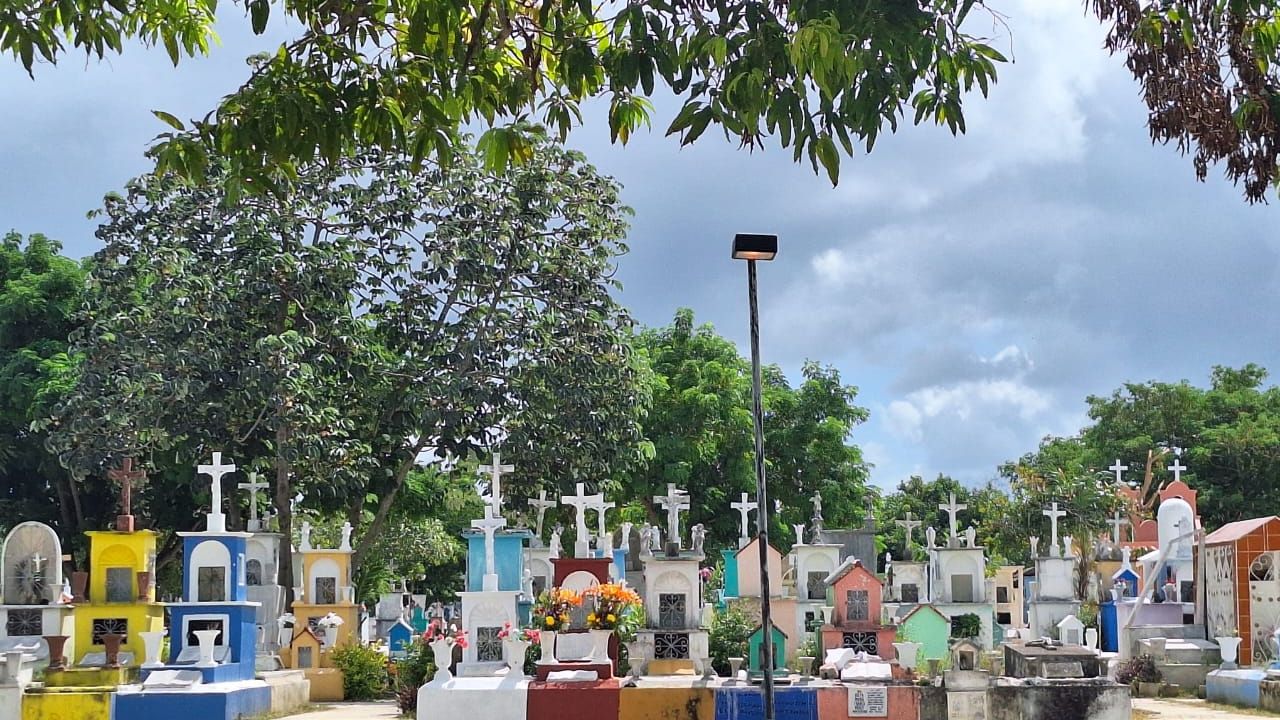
[925,495,995,649]
[0,521,75,661]
[789,525,840,649]
[635,485,709,676]
[283,513,358,700]
[818,558,896,662]
[239,472,287,663]
[1025,503,1081,641]
[1003,641,1101,679]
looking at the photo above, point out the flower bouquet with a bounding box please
[582,583,642,630]
[422,620,467,683]
[533,587,581,631]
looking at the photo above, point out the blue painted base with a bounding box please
[714,686,817,720]
[140,662,252,684]
[1206,668,1269,708]
[116,681,271,720]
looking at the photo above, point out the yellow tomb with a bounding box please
[281,531,358,701]
[69,530,165,669]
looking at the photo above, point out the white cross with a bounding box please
[895,511,922,550]
[1167,449,1187,483]
[654,483,690,549]
[529,490,557,539]
[198,451,237,533]
[478,453,515,514]
[471,509,507,592]
[1043,502,1067,551]
[561,483,593,545]
[938,493,967,539]
[238,472,270,528]
[29,553,46,574]
[730,493,758,541]
[588,494,615,539]
[1107,510,1129,545]
[1109,459,1129,485]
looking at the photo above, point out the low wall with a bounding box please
[987,683,1130,720]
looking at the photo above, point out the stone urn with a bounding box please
[429,638,455,683]
[820,607,834,625]
[798,656,816,679]
[728,657,744,681]
[893,641,921,671]
[43,635,68,670]
[3,651,26,684]
[193,629,221,668]
[71,572,88,603]
[102,633,125,668]
[1217,636,1243,669]
[1085,628,1099,653]
[588,629,613,664]
[136,571,152,601]
[1163,582,1178,603]
[624,640,645,679]
[140,630,166,667]
[538,631,557,664]
[503,636,530,674]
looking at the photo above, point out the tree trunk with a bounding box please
[351,439,427,573]
[274,417,296,609]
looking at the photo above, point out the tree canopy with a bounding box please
[3,0,1006,191]
[1092,0,1280,202]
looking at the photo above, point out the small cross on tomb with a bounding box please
[654,483,690,550]
[1109,459,1129,485]
[1167,449,1187,483]
[938,493,967,540]
[108,458,147,532]
[561,483,594,557]
[895,511,922,550]
[730,493,758,542]
[238,472,270,531]
[529,490,557,539]
[589,494,615,540]
[1107,510,1129,545]
[198,452,237,533]
[478,453,515,515]
[1043,502,1067,557]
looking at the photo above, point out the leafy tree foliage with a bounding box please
[614,309,871,552]
[45,134,643,593]
[0,232,90,538]
[3,1,1006,191]
[1092,1,1280,202]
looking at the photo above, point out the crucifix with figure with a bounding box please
[1043,502,1067,557]
[896,511,922,551]
[730,492,758,547]
[472,508,507,591]
[561,483,594,558]
[198,451,237,533]
[938,493,967,541]
[238,472,270,532]
[479,453,514,514]
[654,483,690,551]
[109,458,147,532]
[529,490,557,542]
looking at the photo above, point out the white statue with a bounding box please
[619,521,634,552]
[639,523,654,556]
[340,521,353,551]
[1062,535,1073,558]
[925,526,937,549]
[300,522,312,550]
[1029,536,1039,559]
[792,524,806,546]
[691,524,706,554]
[651,524,663,551]
[549,525,563,559]
[522,567,534,600]
[964,525,977,548]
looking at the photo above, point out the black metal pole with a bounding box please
[748,258,774,720]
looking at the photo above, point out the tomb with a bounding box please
[898,604,951,663]
[635,493,709,676]
[1204,515,1280,666]
[0,521,75,661]
[283,516,358,700]
[731,536,799,659]
[818,558,896,661]
[788,526,840,649]
[1003,640,1101,679]
[992,566,1025,631]
[746,622,788,678]
[1026,503,1081,641]
[925,494,995,648]
[239,472,287,662]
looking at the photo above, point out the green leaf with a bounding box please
[152,111,186,131]
[814,135,839,186]
[250,0,270,34]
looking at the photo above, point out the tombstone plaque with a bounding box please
[848,686,888,717]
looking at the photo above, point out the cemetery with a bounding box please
[10,438,1280,720]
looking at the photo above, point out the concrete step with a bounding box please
[1158,662,1214,690]
[1139,638,1221,665]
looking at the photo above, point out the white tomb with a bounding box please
[1026,503,1082,640]
[0,521,74,659]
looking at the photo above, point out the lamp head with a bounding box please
[732,233,778,261]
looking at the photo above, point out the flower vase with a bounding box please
[504,638,530,673]
[588,629,612,663]
[539,631,557,664]
[1217,636,1242,669]
[430,639,455,683]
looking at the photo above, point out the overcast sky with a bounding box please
[3,1,1277,490]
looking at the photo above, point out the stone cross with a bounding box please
[1042,502,1067,557]
[731,493,758,543]
[587,494,615,541]
[895,511,922,550]
[561,483,593,557]
[108,458,147,532]
[198,452,237,533]
[938,493,967,540]
[1107,510,1129,545]
[478,453,515,514]
[529,490,557,539]
[238,472,270,531]
[472,508,508,591]
[1109,459,1129,485]
[1167,449,1187,483]
[654,483,690,549]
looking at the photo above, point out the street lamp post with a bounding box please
[732,233,778,720]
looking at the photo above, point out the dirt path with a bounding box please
[283,701,402,719]
[1134,697,1276,720]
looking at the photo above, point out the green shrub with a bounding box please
[709,604,751,676]
[1077,602,1098,630]
[1116,654,1161,685]
[332,643,389,700]
[949,613,981,639]
[393,640,436,714]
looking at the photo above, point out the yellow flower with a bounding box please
[606,614,616,623]
[587,613,597,623]
[545,616,555,627]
